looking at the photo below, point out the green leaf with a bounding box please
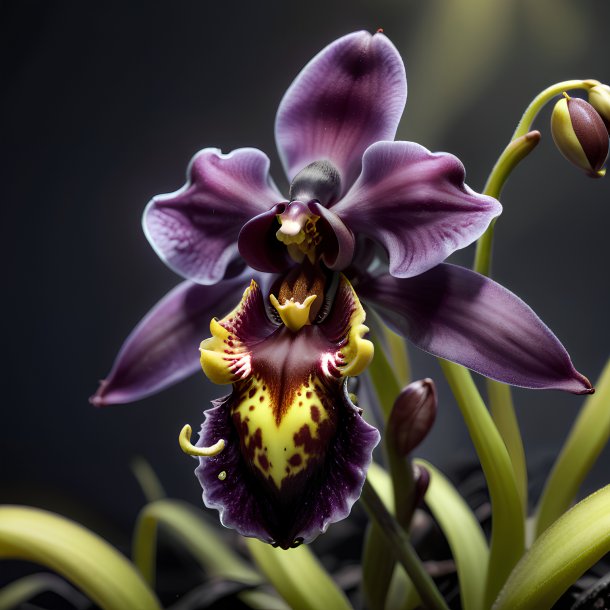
[439,361,524,607]
[415,460,489,610]
[132,499,286,610]
[369,461,488,610]
[0,505,161,610]
[369,334,403,421]
[493,485,610,609]
[0,573,88,610]
[246,538,353,610]
[534,358,610,538]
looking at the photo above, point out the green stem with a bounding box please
[360,479,449,610]
[362,332,411,609]
[475,78,600,278]
[487,381,528,514]
[469,80,599,535]
[534,358,610,538]
[361,524,399,610]
[439,361,524,608]
[511,79,601,141]
[474,131,541,276]
[368,335,403,421]
[382,324,411,388]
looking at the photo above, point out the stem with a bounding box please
[487,381,528,514]
[475,78,600,277]
[362,332,412,609]
[474,131,541,276]
[439,361,524,608]
[368,335,402,421]
[360,480,449,610]
[534,359,610,538]
[382,325,411,388]
[511,79,600,140]
[469,80,599,538]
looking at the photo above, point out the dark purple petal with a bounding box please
[90,275,251,406]
[238,204,294,273]
[239,202,355,273]
[275,31,407,191]
[143,148,283,284]
[332,141,502,278]
[194,383,379,548]
[359,264,593,394]
[308,202,355,270]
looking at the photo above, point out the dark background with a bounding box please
[2,0,609,575]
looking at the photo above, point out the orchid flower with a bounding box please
[92,30,591,547]
[92,31,590,407]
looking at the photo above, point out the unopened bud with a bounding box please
[387,378,437,456]
[551,94,608,178]
[588,84,610,133]
[413,463,431,507]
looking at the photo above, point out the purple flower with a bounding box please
[93,30,590,407]
[92,30,592,546]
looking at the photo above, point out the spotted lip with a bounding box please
[195,274,378,548]
[196,382,379,550]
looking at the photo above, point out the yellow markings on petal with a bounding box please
[233,376,333,488]
[270,293,317,332]
[200,281,256,385]
[179,424,225,457]
[334,276,374,378]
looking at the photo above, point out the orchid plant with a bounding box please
[2,30,609,610]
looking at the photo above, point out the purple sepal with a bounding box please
[195,383,380,548]
[308,201,355,270]
[143,148,282,284]
[90,275,250,406]
[238,204,294,273]
[275,31,407,191]
[332,141,502,278]
[360,264,593,394]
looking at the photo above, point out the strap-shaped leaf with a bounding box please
[246,538,353,610]
[494,485,610,609]
[0,505,161,610]
[132,499,287,610]
[415,460,489,610]
[535,358,610,537]
[440,360,524,607]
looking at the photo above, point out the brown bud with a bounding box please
[387,378,437,456]
[413,463,431,507]
[551,94,608,178]
[588,84,610,133]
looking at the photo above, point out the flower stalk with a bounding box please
[360,479,449,610]
[439,360,524,608]
[468,80,604,545]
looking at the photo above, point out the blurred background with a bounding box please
[2,0,609,601]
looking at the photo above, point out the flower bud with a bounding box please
[387,378,437,456]
[551,94,608,178]
[588,84,610,132]
[413,463,431,506]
